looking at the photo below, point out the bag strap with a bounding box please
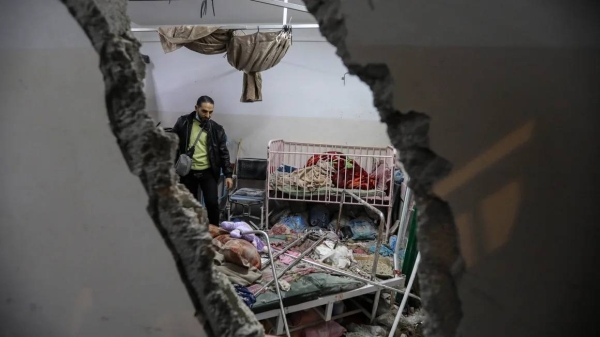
[187,126,205,154]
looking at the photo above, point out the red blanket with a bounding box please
[306,151,375,190]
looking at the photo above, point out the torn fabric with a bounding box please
[226,31,292,102]
[158,26,231,54]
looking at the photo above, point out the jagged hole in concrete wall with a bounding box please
[302,1,465,337]
[60,0,464,336]
[59,1,264,337]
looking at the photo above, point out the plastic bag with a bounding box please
[330,246,353,269]
[309,204,330,228]
[329,215,349,231]
[315,245,335,261]
[368,244,395,257]
[348,216,378,240]
[278,214,308,232]
[389,235,397,249]
[394,169,405,184]
[221,238,261,269]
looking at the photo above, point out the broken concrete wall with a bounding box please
[305,0,600,336]
[57,0,264,336]
[1,0,262,336]
[2,0,599,337]
[0,0,206,336]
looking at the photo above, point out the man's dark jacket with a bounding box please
[171,112,233,179]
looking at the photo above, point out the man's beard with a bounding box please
[196,112,209,125]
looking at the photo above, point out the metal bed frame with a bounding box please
[247,190,415,336]
[266,139,397,240]
[254,140,414,336]
[255,276,406,336]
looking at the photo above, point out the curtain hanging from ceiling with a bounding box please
[226,31,291,102]
[156,26,291,103]
[157,26,230,54]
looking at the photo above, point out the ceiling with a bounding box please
[127,0,317,26]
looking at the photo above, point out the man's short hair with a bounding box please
[197,95,215,106]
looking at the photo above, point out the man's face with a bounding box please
[195,102,214,121]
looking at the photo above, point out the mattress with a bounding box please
[251,272,365,313]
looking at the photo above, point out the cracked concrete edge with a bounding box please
[58,1,264,336]
[303,1,465,336]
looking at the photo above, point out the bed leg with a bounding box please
[336,198,344,235]
[276,313,285,336]
[385,206,393,243]
[260,205,264,229]
[370,289,381,324]
[325,301,334,321]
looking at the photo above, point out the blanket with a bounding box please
[306,151,375,190]
[214,251,262,286]
[272,161,333,191]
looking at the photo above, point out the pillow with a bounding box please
[221,238,261,269]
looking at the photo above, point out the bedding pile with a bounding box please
[271,151,392,193]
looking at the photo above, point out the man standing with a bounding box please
[172,96,233,225]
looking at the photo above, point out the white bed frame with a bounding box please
[255,276,405,335]
[265,139,397,240]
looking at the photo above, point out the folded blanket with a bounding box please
[214,251,262,286]
[272,161,333,191]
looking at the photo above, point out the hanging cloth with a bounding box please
[157,26,232,54]
[156,26,291,102]
[226,31,292,102]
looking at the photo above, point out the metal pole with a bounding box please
[131,24,319,33]
[394,184,412,273]
[282,0,288,25]
[241,230,291,337]
[260,234,308,270]
[271,249,421,302]
[344,191,384,280]
[388,252,421,337]
[250,0,308,12]
[255,235,326,294]
[335,192,345,235]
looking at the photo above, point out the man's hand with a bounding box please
[226,177,234,190]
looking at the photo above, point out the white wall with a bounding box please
[139,36,390,159]
[0,1,206,336]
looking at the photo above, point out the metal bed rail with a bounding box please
[266,139,396,207]
[265,139,396,239]
[255,277,406,336]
